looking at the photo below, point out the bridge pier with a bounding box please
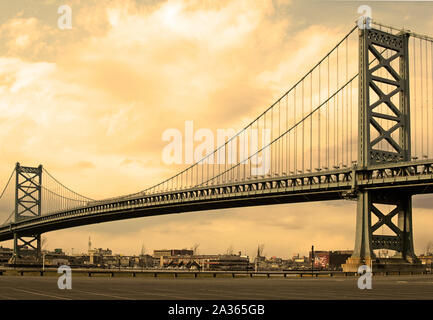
[343,191,374,271]
[9,233,42,265]
[343,190,422,272]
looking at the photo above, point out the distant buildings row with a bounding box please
[1,245,432,271]
[0,246,251,270]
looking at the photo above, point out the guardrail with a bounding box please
[0,268,430,278]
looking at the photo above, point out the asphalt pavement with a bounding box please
[0,274,432,300]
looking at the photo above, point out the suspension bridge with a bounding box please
[1,20,433,271]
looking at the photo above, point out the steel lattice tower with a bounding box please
[343,27,422,272]
[10,163,43,265]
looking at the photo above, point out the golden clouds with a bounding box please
[0,17,58,59]
[0,0,355,246]
[0,17,41,50]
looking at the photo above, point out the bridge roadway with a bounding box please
[1,160,433,240]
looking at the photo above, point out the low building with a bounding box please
[160,254,250,271]
[291,256,309,269]
[0,246,13,263]
[89,248,113,265]
[309,250,353,270]
[139,254,157,268]
[68,254,89,267]
[309,250,329,269]
[329,250,353,270]
[254,256,289,270]
[43,249,70,267]
[204,255,250,271]
[419,254,433,266]
[153,249,193,258]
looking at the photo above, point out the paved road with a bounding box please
[0,275,432,300]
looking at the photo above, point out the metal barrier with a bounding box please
[0,267,430,278]
[0,268,377,278]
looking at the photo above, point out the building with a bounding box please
[309,250,353,270]
[293,257,308,264]
[0,246,13,263]
[309,251,330,269]
[43,249,69,266]
[419,254,433,267]
[204,255,250,271]
[68,254,89,267]
[160,254,250,271]
[329,250,353,270]
[153,249,193,258]
[139,254,158,268]
[89,248,113,266]
[288,255,309,269]
[119,255,130,268]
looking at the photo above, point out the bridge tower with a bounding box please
[9,163,43,265]
[343,26,423,272]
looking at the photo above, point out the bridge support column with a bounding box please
[8,163,43,266]
[343,191,421,272]
[10,234,42,265]
[344,191,374,270]
[391,195,417,262]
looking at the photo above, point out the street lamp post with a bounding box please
[311,245,314,277]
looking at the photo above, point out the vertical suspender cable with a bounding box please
[286,95,289,174]
[271,107,274,176]
[313,69,315,171]
[350,81,353,163]
[421,38,424,157]
[413,38,417,158]
[426,40,430,158]
[302,80,304,173]
[278,100,283,174]
[327,56,330,169]
[262,112,268,177]
[294,87,297,173]
[346,37,349,166]
[336,46,339,167]
[431,41,433,158]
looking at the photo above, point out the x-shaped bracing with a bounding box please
[368,46,404,156]
[16,168,41,219]
[17,237,39,251]
[371,205,402,236]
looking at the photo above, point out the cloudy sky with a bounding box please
[0,0,433,258]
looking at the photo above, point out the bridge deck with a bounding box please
[1,160,433,240]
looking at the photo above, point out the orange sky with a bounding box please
[1,0,433,258]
